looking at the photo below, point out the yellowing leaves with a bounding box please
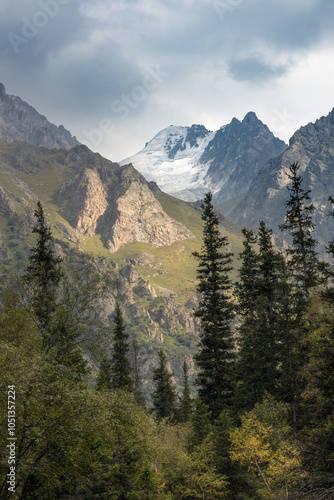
[230,397,306,498]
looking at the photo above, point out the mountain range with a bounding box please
[123,106,334,257]
[219,108,334,255]
[121,112,287,204]
[0,83,240,395]
[0,81,333,393]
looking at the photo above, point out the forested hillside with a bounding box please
[1,162,334,499]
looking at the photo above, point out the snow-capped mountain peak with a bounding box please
[121,114,287,203]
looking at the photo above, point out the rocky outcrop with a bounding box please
[115,262,200,388]
[57,154,193,252]
[102,178,193,252]
[0,83,79,150]
[0,184,15,213]
[58,167,108,236]
[219,108,334,255]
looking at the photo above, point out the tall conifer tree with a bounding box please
[279,162,319,302]
[179,360,192,423]
[25,201,63,339]
[151,349,177,419]
[279,163,321,422]
[24,202,89,378]
[235,222,294,410]
[110,302,133,392]
[235,228,261,409]
[193,192,235,418]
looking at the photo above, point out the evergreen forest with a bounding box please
[1,162,334,499]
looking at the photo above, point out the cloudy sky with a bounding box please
[1,0,334,161]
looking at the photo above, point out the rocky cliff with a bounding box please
[56,146,193,252]
[0,83,80,150]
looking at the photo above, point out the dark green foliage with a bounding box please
[151,349,177,420]
[22,202,89,378]
[178,360,192,423]
[234,228,261,409]
[278,163,322,416]
[132,338,146,407]
[24,201,63,342]
[96,355,113,391]
[193,192,235,418]
[235,228,259,320]
[279,162,320,301]
[212,410,234,476]
[235,223,293,411]
[188,398,212,450]
[110,302,134,392]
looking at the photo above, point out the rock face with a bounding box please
[115,262,200,392]
[0,83,80,150]
[103,179,192,252]
[201,112,287,204]
[56,148,193,252]
[121,113,287,203]
[0,184,15,213]
[219,108,334,254]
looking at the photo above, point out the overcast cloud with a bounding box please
[1,0,334,161]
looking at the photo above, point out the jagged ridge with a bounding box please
[218,108,334,255]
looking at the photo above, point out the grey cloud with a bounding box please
[227,57,289,83]
[0,0,333,160]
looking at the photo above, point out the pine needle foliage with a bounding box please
[110,302,134,392]
[192,192,235,418]
[151,349,177,420]
[279,162,320,300]
[24,200,63,339]
[179,360,193,423]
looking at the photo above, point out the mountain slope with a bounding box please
[0,83,80,150]
[121,113,287,203]
[218,108,334,254]
[0,141,192,253]
[0,138,245,395]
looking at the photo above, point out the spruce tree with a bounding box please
[133,338,145,406]
[24,202,89,377]
[235,228,259,321]
[96,355,113,391]
[235,222,294,410]
[24,201,63,344]
[151,349,177,420]
[110,302,133,392]
[257,222,291,399]
[278,163,322,422]
[179,360,192,423]
[234,227,261,409]
[193,192,235,418]
[279,162,319,301]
